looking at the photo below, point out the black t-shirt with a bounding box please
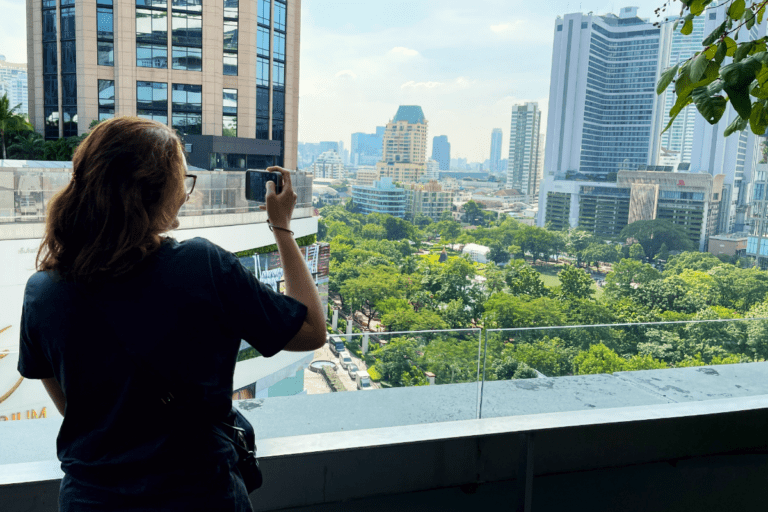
[17,237,307,492]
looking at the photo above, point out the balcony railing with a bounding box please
[2,320,768,511]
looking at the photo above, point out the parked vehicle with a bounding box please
[355,370,373,390]
[330,339,346,356]
[327,334,342,348]
[347,364,359,381]
[340,354,353,370]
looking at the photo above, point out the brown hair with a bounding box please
[37,116,187,282]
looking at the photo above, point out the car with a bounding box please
[327,334,342,348]
[347,364,359,380]
[339,354,353,370]
[330,340,346,356]
[356,371,373,390]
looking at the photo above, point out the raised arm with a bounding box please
[262,167,326,352]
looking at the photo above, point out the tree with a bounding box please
[381,307,448,332]
[633,277,704,314]
[0,93,33,160]
[507,337,577,377]
[7,131,44,160]
[370,337,421,385]
[581,242,619,268]
[487,242,510,265]
[503,260,549,298]
[629,243,646,262]
[516,225,556,264]
[656,0,768,138]
[565,229,597,266]
[491,357,537,380]
[361,223,386,240]
[619,220,695,259]
[440,298,473,329]
[462,200,484,225]
[603,259,662,300]
[339,265,402,328]
[624,354,668,371]
[483,294,567,329]
[558,265,595,300]
[663,251,723,276]
[573,344,626,375]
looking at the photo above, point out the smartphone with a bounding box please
[245,170,283,203]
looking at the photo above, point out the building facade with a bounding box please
[308,149,345,180]
[350,127,384,167]
[431,135,450,171]
[507,102,541,200]
[351,177,406,218]
[0,57,29,116]
[489,128,502,173]
[403,180,453,221]
[26,0,299,170]
[376,105,428,183]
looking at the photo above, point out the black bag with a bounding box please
[216,407,264,493]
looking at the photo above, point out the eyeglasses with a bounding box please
[184,174,197,196]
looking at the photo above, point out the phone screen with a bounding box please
[245,170,282,203]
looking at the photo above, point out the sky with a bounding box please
[0,0,669,161]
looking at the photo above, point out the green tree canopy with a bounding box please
[558,265,595,300]
[619,219,696,259]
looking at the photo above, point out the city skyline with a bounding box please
[2,0,668,161]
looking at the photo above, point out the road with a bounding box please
[302,339,378,394]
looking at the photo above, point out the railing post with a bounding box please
[332,309,338,330]
[516,432,534,512]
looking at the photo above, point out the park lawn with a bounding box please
[533,263,603,298]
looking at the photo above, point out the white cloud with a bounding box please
[335,70,357,79]
[401,81,443,89]
[388,46,420,57]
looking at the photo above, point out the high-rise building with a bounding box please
[432,135,450,171]
[537,7,669,228]
[376,106,428,183]
[425,159,440,181]
[309,150,345,180]
[26,0,299,170]
[657,15,705,166]
[403,181,453,221]
[507,103,541,200]
[0,56,28,116]
[320,141,340,154]
[351,177,406,218]
[489,128,502,173]
[350,128,384,166]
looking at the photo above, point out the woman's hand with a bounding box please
[259,166,296,230]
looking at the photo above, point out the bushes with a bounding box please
[367,365,383,381]
[320,367,347,392]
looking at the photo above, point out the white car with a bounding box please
[339,354,353,370]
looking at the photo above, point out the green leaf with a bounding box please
[690,53,710,82]
[724,116,749,136]
[734,42,755,63]
[721,57,762,88]
[657,64,679,95]
[759,5,766,25]
[690,0,714,15]
[751,40,768,55]
[707,79,725,95]
[747,10,756,30]
[758,65,768,87]
[681,14,695,36]
[750,100,768,134]
[750,81,768,98]
[702,21,727,46]
[691,86,728,124]
[676,60,721,98]
[704,45,718,59]
[724,36,738,56]
[725,84,754,119]
[728,0,746,20]
[714,40,728,65]
[662,94,694,134]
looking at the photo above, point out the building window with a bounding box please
[272,89,284,121]
[43,10,57,42]
[272,120,284,142]
[171,83,201,135]
[224,0,238,19]
[43,0,58,139]
[137,81,168,124]
[98,79,115,121]
[223,54,238,76]
[43,43,57,74]
[223,88,237,137]
[172,12,202,46]
[273,31,285,61]
[273,61,284,89]
[60,7,76,39]
[223,18,238,75]
[136,8,168,68]
[274,0,286,31]
[256,116,269,140]
[172,46,202,71]
[257,57,269,86]
[172,0,201,12]
[97,3,114,66]
[257,26,270,56]
[258,0,270,25]
[257,87,269,117]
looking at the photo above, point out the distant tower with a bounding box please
[507,102,541,199]
[432,135,450,171]
[376,106,429,183]
[490,128,502,173]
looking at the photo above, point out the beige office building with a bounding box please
[403,180,452,221]
[376,105,428,183]
[26,0,300,170]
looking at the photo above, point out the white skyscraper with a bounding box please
[507,102,541,200]
[658,16,706,165]
[537,7,670,227]
[0,56,28,116]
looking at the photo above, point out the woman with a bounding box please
[17,117,326,511]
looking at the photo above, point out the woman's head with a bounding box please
[37,116,187,281]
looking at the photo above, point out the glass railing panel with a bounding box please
[0,169,313,222]
[239,328,483,440]
[479,319,768,419]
